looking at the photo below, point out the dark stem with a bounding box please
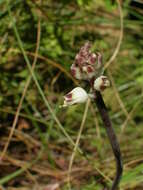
[95,91,123,190]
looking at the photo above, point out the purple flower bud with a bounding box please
[82,65,95,79]
[89,53,97,65]
[70,64,83,80]
[96,52,102,70]
[94,76,110,91]
[80,42,91,59]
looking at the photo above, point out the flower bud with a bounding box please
[88,53,97,65]
[82,65,95,79]
[61,87,88,107]
[71,42,104,80]
[94,76,110,91]
[70,64,83,80]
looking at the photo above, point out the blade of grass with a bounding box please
[6,0,78,151]
[108,69,135,130]
[104,0,124,69]
[121,162,143,186]
[0,11,41,161]
[0,107,55,126]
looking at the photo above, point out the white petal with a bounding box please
[71,87,88,103]
[61,87,88,107]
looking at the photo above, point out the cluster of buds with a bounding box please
[71,42,103,80]
[61,42,110,107]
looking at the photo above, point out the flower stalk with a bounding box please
[94,91,123,190]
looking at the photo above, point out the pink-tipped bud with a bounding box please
[70,64,83,80]
[94,76,110,91]
[96,52,102,70]
[62,87,88,107]
[82,65,95,79]
[80,42,91,59]
[89,53,97,65]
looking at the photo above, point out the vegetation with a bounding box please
[0,0,143,189]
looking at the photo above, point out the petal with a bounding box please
[61,87,88,107]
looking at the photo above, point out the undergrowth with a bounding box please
[0,0,143,189]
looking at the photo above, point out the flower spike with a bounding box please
[71,42,103,80]
[61,41,123,190]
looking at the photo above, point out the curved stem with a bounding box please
[95,91,123,190]
[104,0,124,70]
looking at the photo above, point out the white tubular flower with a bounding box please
[62,87,88,107]
[94,76,110,91]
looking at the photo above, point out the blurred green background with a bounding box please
[0,0,143,189]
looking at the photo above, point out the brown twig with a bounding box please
[10,49,79,85]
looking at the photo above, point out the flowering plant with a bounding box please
[61,42,123,190]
